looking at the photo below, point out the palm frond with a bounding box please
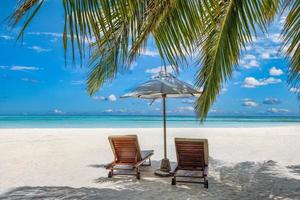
[87,18,130,95]
[195,0,281,120]
[10,0,45,40]
[152,0,210,71]
[282,0,300,89]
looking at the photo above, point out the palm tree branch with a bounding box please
[282,0,300,88]
[195,0,280,120]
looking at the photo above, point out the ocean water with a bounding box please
[0,115,300,128]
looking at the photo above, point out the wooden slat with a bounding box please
[111,138,138,164]
[176,141,205,169]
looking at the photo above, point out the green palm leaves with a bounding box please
[282,0,300,89]
[10,0,300,120]
[195,0,281,119]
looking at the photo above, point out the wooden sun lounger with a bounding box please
[171,138,209,188]
[107,135,154,179]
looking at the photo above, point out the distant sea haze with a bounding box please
[0,115,300,128]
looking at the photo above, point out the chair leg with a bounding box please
[149,158,151,166]
[108,169,113,178]
[204,178,208,188]
[171,177,176,185]
[136,167,140,179]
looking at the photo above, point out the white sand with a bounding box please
[1,127,300,199]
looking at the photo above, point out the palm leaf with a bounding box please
[195,0,281,120]
[282,0,300,90]
[151,0,210,72]
[10,0,45,40]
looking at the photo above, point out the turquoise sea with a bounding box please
[0,115,300,128]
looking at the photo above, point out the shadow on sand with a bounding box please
[1,159,300,200]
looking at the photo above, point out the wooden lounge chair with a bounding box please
[106,135,154,179]
[171,138,209,188]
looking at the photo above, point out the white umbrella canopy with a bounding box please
[122,72,201,99]
[121,72,202,174]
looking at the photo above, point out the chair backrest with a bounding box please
[108,135,142,164]
[175,138,209,169]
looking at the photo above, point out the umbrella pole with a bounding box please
[155,94,171,175]
[163,95,167,159]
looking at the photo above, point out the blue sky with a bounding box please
[0,0,299,116]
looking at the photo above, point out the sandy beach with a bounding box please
[2,0,300,199]
[1,127,300,199]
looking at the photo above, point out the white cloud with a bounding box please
[10,66,40,71]
[1,65,41,71]
[28,46,52,53]
[243,54,256,60]
[181,99,194,104]
[267,108,289,113]
[92,96,106,101]
[146,65,174,74]
[269,66,283,76]
[239,54,260,69]
[248,43,281,60]
[290,87,300,93]
[177,106,194,112]
[263,77,282,84]
[209,109,217,113]
[260,48,281,60]
[114,109,127,113]
[242,99,258,107]
[0,35,13,40]
[53,109,65,114]
[263,98,281,105]
[243,77,282,88]
[108,94,117,102]
[92,94,118,102]
[104,109,113,113]
[268,33,283,44]
[140,48,159,57]
[28,32,92,44]
[245,45,252,51]
[28,32,63,38]
[261,52,270,59]
[21,78,38,83]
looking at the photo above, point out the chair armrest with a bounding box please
[141,150,154,160]
[134,160,146,168]
[134,153,153,168]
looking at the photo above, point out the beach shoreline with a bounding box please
[1,126,300,199]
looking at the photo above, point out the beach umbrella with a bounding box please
[121,72,202,175]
